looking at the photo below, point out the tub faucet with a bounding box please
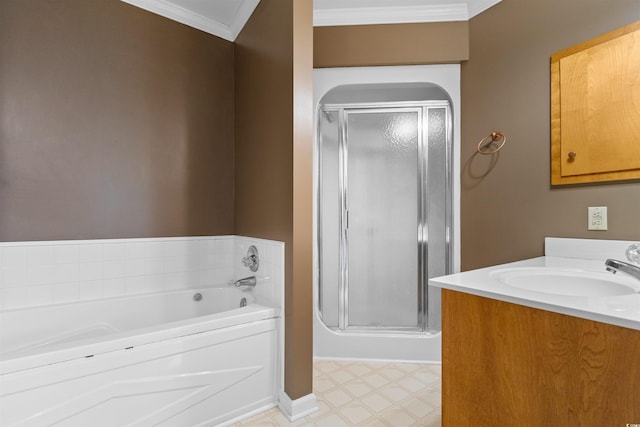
[231,276,257,288]
[605,259,640,282]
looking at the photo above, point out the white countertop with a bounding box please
[430,238,640,331]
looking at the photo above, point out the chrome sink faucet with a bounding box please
[605,259,640,282]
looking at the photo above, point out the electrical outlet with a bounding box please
[588,206,608,230]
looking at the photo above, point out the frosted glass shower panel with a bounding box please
[319,110,340,327]
[426,107,449,331]
[345,110,420,328]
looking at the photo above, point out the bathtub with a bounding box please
[0,287,280,426]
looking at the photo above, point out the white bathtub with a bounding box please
[0,288,280,426]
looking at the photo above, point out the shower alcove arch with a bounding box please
[313,65,461,362]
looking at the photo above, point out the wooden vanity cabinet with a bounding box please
[442,289,640,426]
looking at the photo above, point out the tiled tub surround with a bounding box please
[0,235,283,310]
[0,235,285,426]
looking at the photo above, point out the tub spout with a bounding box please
[231,276,257,288]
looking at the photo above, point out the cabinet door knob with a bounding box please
[568,151,577,160]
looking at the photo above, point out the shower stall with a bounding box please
[314,66,460,362]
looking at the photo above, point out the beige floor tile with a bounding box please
[378,366,405,381]
[232,360,442,427]
[323,388,353,408]
[397,375,427,392]
[306,406,329,421]
[412,370,440,386]
[420,389,442,408]
[342,379,373,398]
[378,408,416,427]
[313,377,336,393]
[361,392,394,413]
[413,409,442,427]
[395,362,421,373]
[338,403,374,425]
[315,361,340,373]
[379,385,410,403]
[361,373,390,388]
[314,413,351,427]
[346,363,373,377]
[328,369,356,385]
[360,420,388,427]
[401,397,436,419]
[237,419,276,427]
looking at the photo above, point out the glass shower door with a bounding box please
[317,99,451,334]
[345,109,421,330]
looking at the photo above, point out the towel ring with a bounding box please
[477,131,506,155]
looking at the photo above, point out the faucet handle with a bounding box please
[241,245,260,272]
[626,243,640,265]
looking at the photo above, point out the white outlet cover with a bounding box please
[588,206,608,231]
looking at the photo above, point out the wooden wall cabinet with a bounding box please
[442,289,640,425]
[551,20,640,185]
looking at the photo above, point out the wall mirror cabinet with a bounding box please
[551,20,640,185]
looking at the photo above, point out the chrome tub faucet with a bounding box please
[231,276,257,288]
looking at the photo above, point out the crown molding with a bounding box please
[313,0,504,27]
[122,0,501,38]
[468,0,502,18]
[228,0,260,40]
[120,0,259,42]
[314,4,469,27]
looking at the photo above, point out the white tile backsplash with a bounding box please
[26,265,54,286]
[125,242,146,260]
[25,285,54,305]
[0,236,284,311]
[146,241,166,259]
[125,276,148,295]
[2,247,26,269]
[25,246,54,266]
[78,244,103,263]
[103,243,126,261]
[125,258,146,277]
[103,260,126,279]
[54,245,79,265]
[79,281,103,300]
[3,268,25,287]
[53,282,79,303]
[54,263,79,283]
[0,287,26,309]
[234,236,285,312]
[102,278,126,297]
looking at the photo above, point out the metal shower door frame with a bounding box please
[317,100,452,334]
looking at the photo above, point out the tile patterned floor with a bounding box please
[233,360,442,427]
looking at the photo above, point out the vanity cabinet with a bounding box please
[442,289,640,425]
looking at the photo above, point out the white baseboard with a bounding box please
[278,391,318,422]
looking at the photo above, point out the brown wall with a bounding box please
[0,0,235,241]
[461,1,640,270]
[313,3,640,272]
[2,0,314,401]
[234,0,314,399]
[314,21,469,67]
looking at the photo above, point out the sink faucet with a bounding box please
[605,259,640,282]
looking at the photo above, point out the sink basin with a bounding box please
[490,267,639,297]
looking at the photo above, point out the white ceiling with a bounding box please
[121,0,502,42]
